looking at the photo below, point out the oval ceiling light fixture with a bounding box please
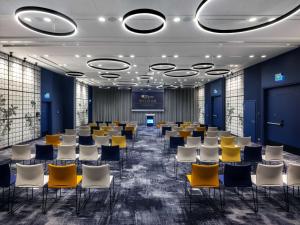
[194,0,300,34]
[150,63,176,71]
[205,68,230,76]
[15,6,77,37]
[87,58,131,71]
[122,8,166,35]
[164,69,199,78]
[99,73,121,79]
[191,62,214,70]
[164,84,178,89]
[65,71,85,77]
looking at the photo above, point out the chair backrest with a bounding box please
[186,137,202,148]
[93,130,106,136]
[243,146,262,163]
[57,145,76,160]
[35,144,54,160]
[170,136,185,149]
[0,163,11,187]
[78,129,91,137]
[172,126,183,132]
[165,130,177,140]
[179,130,191,139]
[192,130,204,140]
[79,125,90,130]
[256,163,283,186]
[195,127,206,132]
[65,129,76,135]
[265,145,283,161]
[207,127,218,131]
[206,131,218,137]
[107,130,121,137]
[184,127,194,132]
[11,144,32,160]
[121,130,133,140]
[220,136,236,147]
[79,135,94,145]
[16,163,44,187]
[200,146,219,162]
[190,164,219,187]
[101,145,120,161]
[111,136,126,148]
[223,164,252,187]
[79,145,98,160]
[221,146,241,162]
[94,135,110,147]
[218,131,231,137]
[162,126,172,136]
[176,146,197,161]
[287,163,300,186]
[237,137,251,147]
[82,164,110,188]
[48,164,78,188]
[203,137,218,146]
[62,135,76,145]
[45,134,61,147]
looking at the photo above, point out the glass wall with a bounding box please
[197,86,205,124]
[225,70,244,136]
[75,81,89,127]
[0,52,41,148]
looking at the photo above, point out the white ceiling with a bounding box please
[0,0,300,87]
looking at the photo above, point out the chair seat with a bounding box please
[251,175,283,187]
[282,174,300,187]
[12,153,36,161]
[16,175,49,188]
[57,154,79,161]
[262,155,284,162]
[175,155,196,163]
[48,175,82,188]
[81,176,113,189]
[219,174,252,188]
[186,174,219,188]
[196,155,219,163]
[79,154,101,161]
[219,155,241,163]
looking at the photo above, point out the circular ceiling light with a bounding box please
[205,69,230,76]
[164,69,199,78]
[65,71,84,77]
[15,6,77,37]
[122,8,166,35]
[99,73,121,79]
[150,63,176,71]
[195,0,300,34]
[191,62,214,70]
[87,58,131,71]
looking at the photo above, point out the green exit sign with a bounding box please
[274,73,285,82]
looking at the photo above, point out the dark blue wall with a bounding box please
[41,68,75,134]
[88,86,93,123]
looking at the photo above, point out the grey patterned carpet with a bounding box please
[0,126,300,225]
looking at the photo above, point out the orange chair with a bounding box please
[220,146,241,163]
[195,127,206,132]
[93,130,106,136]
[45,164,82,213]
[112,136,127,159]
[220,136,236,147]
[101,126,112,132]
[179,130,191,141]
[157,121,166,129]
[45,135,61,148]
[113,120,119,126]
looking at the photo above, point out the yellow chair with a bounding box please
[111,136,127,149]
[157,121,166,129]
[179,130,191,141]
[195,127,206,132]
[220,146,241,163]
[183,121,192,125]
[93,130,106,136]
[220,136,236,147]
[113,120,119,126]
[45,164,82,213]
[45,135,61,148]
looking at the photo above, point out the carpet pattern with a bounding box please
[0,126,300,225]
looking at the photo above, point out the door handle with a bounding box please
[212,115,217,118]
[266,120,284,127]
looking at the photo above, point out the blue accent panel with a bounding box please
[88,86,93,122]
[244,100,256,142]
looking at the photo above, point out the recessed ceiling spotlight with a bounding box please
[173,17,181,23]
[161,54,167,58]
[127,71,131,74]
[24,17,31,22]
[205,55,210,59]
[130,54,135,58]
[248,17,257,22]
[118,17,123,22]
[173,54,179,58]
[43,17,51,22]
[261,55,267,58]
[44,54,49,58]
[86,54,92,58]
[133,64,137,67]
[249,54,255,58]
[98,17,106,22]
[118,54,123,58]
[216,54,222,58]
[75,54,80,58]
[135,71,138,74]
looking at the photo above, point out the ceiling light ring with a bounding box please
[191,62,214,70]
[122,8,166,35]
[205,68,230,76]
[65,71,85,77]
[86,58,131,71]
[150,63,176,71]
[15,6,77,37]
[195,0,300,34]
[164,69,199,78]
[99,73,121,79]
[115,81,138,87]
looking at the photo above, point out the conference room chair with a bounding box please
[186,137,202,152]
[206,131,218,137]
[99,123,107,128]
[35,144,55,167]
[176,122,183,127]
[78,129,91,137]
[113,126,122,132]
[161,126,172,137]
[207,127,218,131]
[119,123,127,130]
[79,145,100,165]
[179,130,192,142]
[61,135,77,146]
[0,163,15,211]
[219,146,241,164]
[283,163,300,211]
[45,134,61,148]
[101,126,112,132]
[237,137,252,149]
[196,146,219,164]
[185,164,221,211]
[203,137,218,147]
[101,145,122,177]
[251,163,285,212]
[243,146,263,164]
[12,163,47,213]
[105,121,112,126]
[79,164,115,213]
[184,127,194,132]
[121,130,135,148]
[107,130,121,138]
[169,136,185,153]
[79,135,94,146]
[219,164,255,210]
[45,164,82,214]
[220,136,236,148]
[164,130,177,150]
[93,129,106,137]
[79,125,90,130]
[96,121,103,127]
[172,126,183,132]
[195,126,206,132]
[113,120,119,126]
[65,129,76,135]
[57,145,78,164]
[174,146,197,179]
[90,126,100,134]
[262,145,284,164]
[192,130,205,142]
[111,136,128,159]
[11,144,35,164]
[218,131,231,138]
[94,135,110,148]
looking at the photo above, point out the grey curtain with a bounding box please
[92,87,198,123]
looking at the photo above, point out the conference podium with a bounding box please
[145,114,155,127]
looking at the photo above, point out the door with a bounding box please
[211,96,222,129]
[41,102,51,136]
[244,100,256,142]
[265,84,300,149]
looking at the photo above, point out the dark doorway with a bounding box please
[244,100,256,142]
[211,96,222,129]
[41,101,52,136]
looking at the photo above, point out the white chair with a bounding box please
[65,129,76,135]
[107,130,121,137]
[174,146,197,179]
[11,144,35,162]
[203,137,218,147]
[79,145,100,163]
[262,145,284,163]
[61,135,77,145]
[197,146,219,163]
[251,163,284,212]
[12,163,48,213]
[237,137,252,148]
[94,136,110,148]
[283,163,300,210]
[207,127,218,131]
[206,131,218,137]
[78,129,91,137]
[186,137,202,149]
[80,164,114,212]
[218,131,231,137]
[57,145,77,162]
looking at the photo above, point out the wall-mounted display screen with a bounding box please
[132,88,164,111]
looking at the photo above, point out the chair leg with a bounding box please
[76,186,79,215]
[189,187,192,212]
[251,186,257,212]
[44,186,48,214]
